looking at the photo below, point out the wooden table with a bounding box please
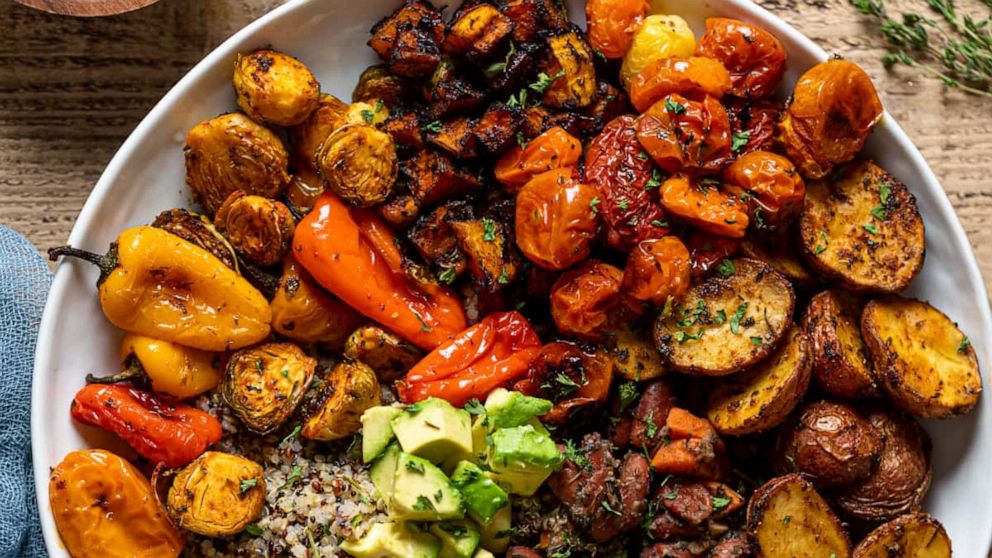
[1,0,990,299]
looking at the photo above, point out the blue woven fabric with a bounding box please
[0,225,51,558]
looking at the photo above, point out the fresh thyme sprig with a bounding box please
[850,0,992,97]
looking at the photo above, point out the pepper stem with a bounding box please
[85,359,146,386]
[48,242,119,286]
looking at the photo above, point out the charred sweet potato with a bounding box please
[425,58,487,117]
[377,191,422,229]
[384,112,425,153]
[451,217,519,292]
[799,161,925,293]
[746,474,852,558]
[368,0,445,78]
[407,201,473,280]
[499,0,569,43]
[541,31,598,109]
[444,3,513,62]
[654,258,796,376]
[853,512,951,558]
[862,296,982,419]
[801,289,879,399]
[401,149,480,207]
[474,102,524,155]
[426,116,478,159]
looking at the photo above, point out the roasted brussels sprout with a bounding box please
[222,342,317,434]
[315,123,398,207]
[344,325,423,381]
[301,360,381,441]
[184,112,290,215]
[166,451,265,537]
[270,260,366,348]
[344,100,390,128]
[353,64,411,105]
[233,48,321,126]
[214,191,295,267]
[150,208,238,271]
[291,93,349,169]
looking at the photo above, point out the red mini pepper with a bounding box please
[70,384,222,468]
[293,192,467,350]
[397,311,542,407]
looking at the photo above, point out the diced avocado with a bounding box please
[483,388,553,428]
[390,453,465,521]
[450,461,509,524]
[477,503,512,554]
[471,416,489,460]
[392,398,473,465]
[429,520,480,558]
[362,406,403,463]
[370,442,401,500]
[341,521,440,558]
[485,468,550,497]
[489,423,563,471]
[473,550,496,558]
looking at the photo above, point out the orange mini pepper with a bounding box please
[293,191,467,350]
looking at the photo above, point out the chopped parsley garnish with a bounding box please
[717,259,736,277]
[731,131,751,153]
[673,329,704,343]
[245,524,264,536]
[636,151,649,160]
[712,496,732,510]
[645,168,663,190]
[280,465,303,489]
[814,230,830,255]
[515,130,528,149]
[498,266,510,285]
[563,439,590,470]
[713,309,727,324]
[422,120,443,133]
[663,490,678,500]
[664,98,686,115]
[880,181,892,204]
[282,424,302,444]
[439,522,468,536]
[438,266,457,284]
[434,489,444,502]
[280,369,290,379]
[730,303,748,334]
[411,309,432,332]
[618,382,639,412]
[406,459,425,474]
[255,359,264,373]
[862,222,879,234]
[413,495,438,513]
[464,398,486,416]
[870,204,887,220]
[239,478,258,493]
[750,336,764,346]
[482,217,497,241]
[601,500,623,516]
[753,206,766,229]
[617,199,629,211]
[554,372,582,395]
[650,219,668,228]
[589,197,601,213]
[529,70,565,94]
[644,415,658,438]
[958,335,971,354]
[484,40,516,78]
[783,515,792,524]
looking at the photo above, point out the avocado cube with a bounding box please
[485,468,551,497]
[477,502,512,553]
[340,521,440,558]
[390,453,465,521]
[489,423,563,471]
[483,388,553,428]
[370,442,401,500]
[392,398,473,465]
[450,461,509,524]
[429,520,480,558]
[362,406,403,463]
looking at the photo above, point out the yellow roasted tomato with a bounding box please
[620,14,696,90]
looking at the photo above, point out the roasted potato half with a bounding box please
[862,296,981,419]
[184,112,289,215]
[746,474,852,558]
[166,451,265,537]
[344,325,423,381]
[802,289,879,399]
[853,512,951,558]
[233,49,320,126]
[270,260,366,348]
[655,258,796,376]
[222,342,317,434]
[301,360,381,441]
[773,400,883,487]
[611,327,667,382]
[740,235,817,291]
[290,93,349,170]
[315,123,398,207]
[214,191,295,267]
[834,407,932,522]
[707,326,812,435]
[151,208,238,271]
[799,161,925,293]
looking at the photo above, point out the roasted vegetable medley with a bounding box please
[47,0,983,557]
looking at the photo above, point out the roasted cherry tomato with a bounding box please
[71,384,222,468]
[515,168,600,270]
[778,59,884,179]
[586,0,650,59]
[550,260,624,340]
[294,191,467,350]
[629,56,731,113]
[694,17,787,99]
[622,237,692,311]
[584,115,669,251]
[495,126,583,192]
[514,341,614,424]
[722,150,805,230]
[659,174,749,238]
[636,94,731,175]
[397,311,542,407]
[724,97,781,156]
[683,231,742,279]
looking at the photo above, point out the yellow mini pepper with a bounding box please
[50,226,271,351]
[87,334,222,400]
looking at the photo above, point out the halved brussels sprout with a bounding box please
[270,260,366,348]
[301,361,381,441]
[214,191,296,267]
[184,112,289,215]
[233,49,320,126]
[166,451,265,537]
[344,325,422,381]
[291,93,349,170]
[315,123,398,207]
[222,342,317,434]
[151,208,238,271]
[352,64,411,105]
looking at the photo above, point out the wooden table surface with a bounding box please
[1,0,990,299]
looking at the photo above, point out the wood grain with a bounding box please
[0,0,989,301]
[15,0,161,17]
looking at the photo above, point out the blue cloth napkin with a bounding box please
[0,225,51,557]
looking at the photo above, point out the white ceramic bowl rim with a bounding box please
[32,0,992,555]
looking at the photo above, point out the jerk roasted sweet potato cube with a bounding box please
[499,0,569,43]
[452,216,519,292]
[385,112,425,153]
[401,149,480,207]
[408,201,474,280]
[444,3,514,62]
[425,59,487,118]
[377,191,421,229]
[541,32,597,109]
[369,0,445,78]
[427,116,478,159]
[474,102,524,155]
[487,42,539,93]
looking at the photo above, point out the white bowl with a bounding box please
[33,0,992,555]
